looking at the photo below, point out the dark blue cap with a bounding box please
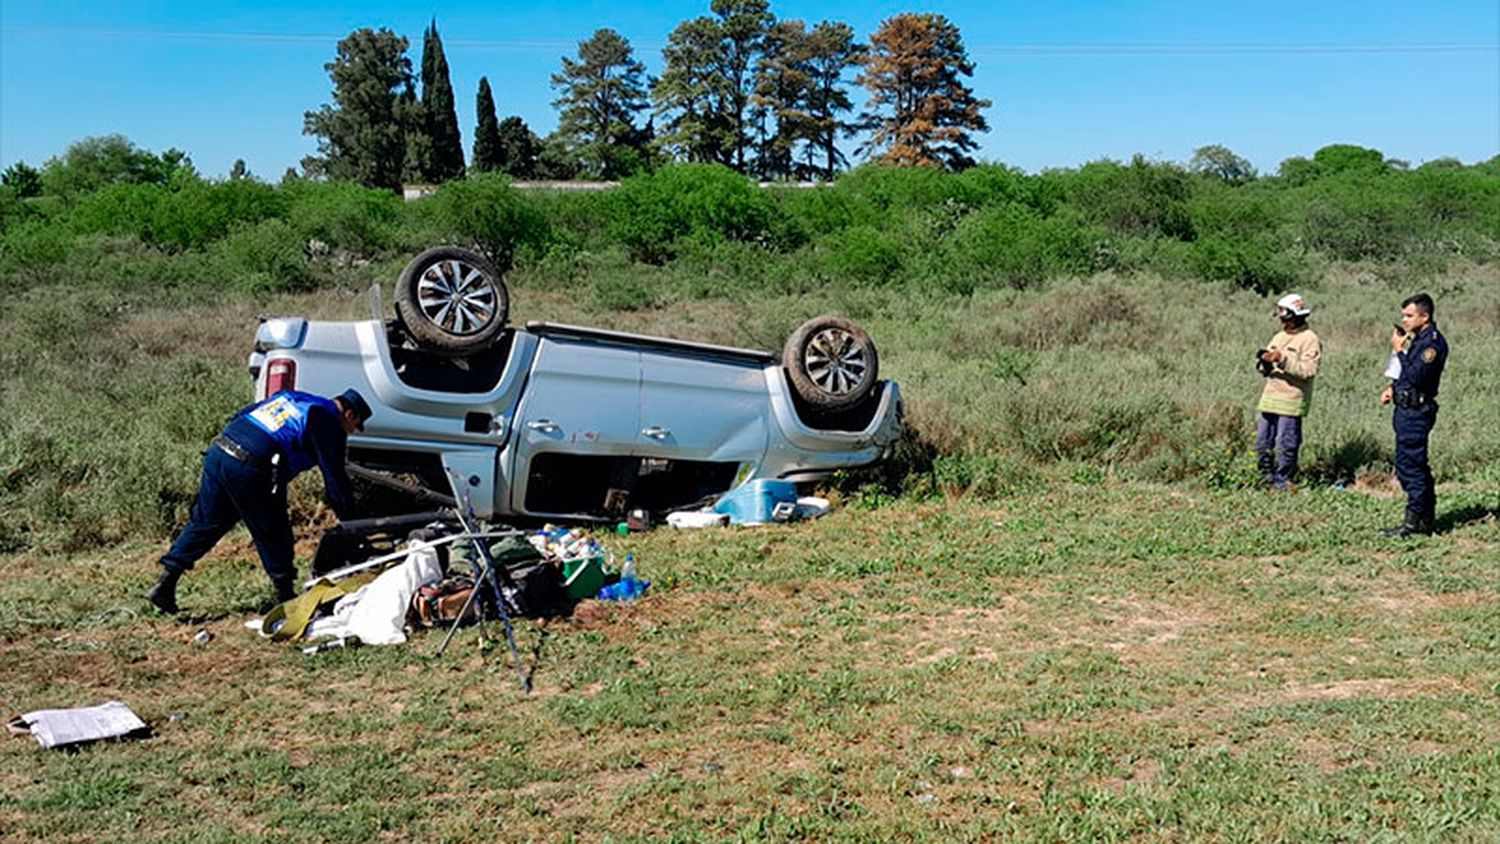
[337,389,372,430]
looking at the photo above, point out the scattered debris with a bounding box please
[193,629,213,645]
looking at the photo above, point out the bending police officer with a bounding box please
[1379,293,1447,537]
[146,389,373,613]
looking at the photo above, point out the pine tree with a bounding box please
[550,28,650,179]
[803,21,862,180]
[303,28,413,190]
[421,19,465,181]
[472,77,504,173]
[229,159,249,180]
[711,0,774,173]
[856,13,990,170]
[749,20,806,180]
[653,17,732,165]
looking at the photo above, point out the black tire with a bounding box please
[394,247,510,356]
[782,315,879,412]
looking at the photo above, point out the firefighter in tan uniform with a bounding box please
[1254,294,1321,488]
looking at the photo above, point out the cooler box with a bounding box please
[713,480,798,525]
[562,556,606,600]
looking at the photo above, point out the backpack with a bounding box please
[411,576,480,627]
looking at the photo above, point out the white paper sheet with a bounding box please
[13,701,148,749]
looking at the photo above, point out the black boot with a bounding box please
[145,567,182,614]
[1380,510,1430,538]
[273,580,298,605]
[1257,450,1275,486]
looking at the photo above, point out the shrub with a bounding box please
[938,204,1102,290]
[1299,175,1416,260]
[288,181,403,256]
[1190,234,1300,294]
[211,218,312,293]
[1055,156,1197,241]
[610,164,781,263]
[422,173,550,271]
[148,178,287,250]
[818,224,907,285]
[68,179,288,251]
[0,220,75,270]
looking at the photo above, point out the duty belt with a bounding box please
[212,434,264,464]
[1393,389,1433,409]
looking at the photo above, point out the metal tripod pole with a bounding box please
[434,471,530,694]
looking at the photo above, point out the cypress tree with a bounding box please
[472,77,503,173]
[421,19,465,181]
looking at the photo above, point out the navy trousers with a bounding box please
[1393,405,1438,521]
[160,447,296,591]
[1256,412,1303,488]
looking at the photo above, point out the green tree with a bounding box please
[472,77,504,173]
[1189,144,1256,184]
[421,19,465,182]
[1,161,42,197]
[856,13,990,170]
[653,17,732,165]
[38,135,193,197]
[496,117,541,179]
[550,28,651,179]
[750,20,812,180]
[398,79,431,185]
[229,159,250,181]
[712,0,775,173]
[303,28,414,191]
[535,132,580,180]
[802,21,862,179]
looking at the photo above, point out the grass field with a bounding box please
[3,229,1499,839]
[2,481,1498,841]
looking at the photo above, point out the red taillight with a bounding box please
[266,358,297,396]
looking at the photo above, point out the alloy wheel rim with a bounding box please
[804,328,868,396]
[416,259,498,335]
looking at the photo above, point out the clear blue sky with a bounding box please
[2,1,1496,178]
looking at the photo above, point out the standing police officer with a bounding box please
[1380,293,1447,537]
[146,388,373,613]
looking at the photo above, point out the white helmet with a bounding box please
[1275,293,1311,317]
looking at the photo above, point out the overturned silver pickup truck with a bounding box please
[249,247,903,521]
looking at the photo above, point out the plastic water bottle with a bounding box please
[597,554,649,602]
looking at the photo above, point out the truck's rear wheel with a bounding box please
[782,315,879,412]
[394,247,509,356]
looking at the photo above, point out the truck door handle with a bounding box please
[527,419,559,433]
[641,426,670,439]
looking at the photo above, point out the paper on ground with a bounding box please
[10,701,148,749]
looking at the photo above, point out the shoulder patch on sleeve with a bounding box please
[1421,347,1437,363]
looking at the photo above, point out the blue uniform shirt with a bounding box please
[1393,323,1448,400]
[221,391,356,518]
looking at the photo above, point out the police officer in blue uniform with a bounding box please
[146,388,373,613]
[1380,293,1448,537]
